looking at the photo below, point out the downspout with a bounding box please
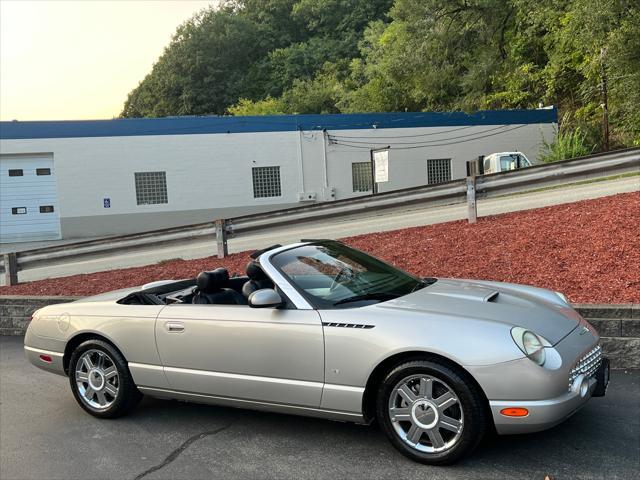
[322,129,329,189]
[296,125,305,194]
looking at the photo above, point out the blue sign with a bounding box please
[103,198,111,208]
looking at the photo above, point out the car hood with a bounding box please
[377,278,581,345]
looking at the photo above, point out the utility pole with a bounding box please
[600,47,610,151]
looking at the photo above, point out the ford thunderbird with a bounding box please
[24,240,609,464]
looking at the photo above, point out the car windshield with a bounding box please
[500,154,530,170]
[271,242,431,308]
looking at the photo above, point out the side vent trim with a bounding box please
[322,322,374,329]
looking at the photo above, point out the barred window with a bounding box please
[134,171,168,205]
[427,159,451,185]
[352,162,372,192]
[252,166,281,198]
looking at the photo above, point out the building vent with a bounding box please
[252,166,281,198]
[352,162,372,192]
[134,171,168,205]
[427,158,452,185]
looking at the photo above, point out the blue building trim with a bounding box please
[0,108,557,140]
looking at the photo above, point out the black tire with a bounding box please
[376,359,488,465]
[68,339,142,418]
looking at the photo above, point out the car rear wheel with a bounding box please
[376,360,487,465]
[68,339,142,418]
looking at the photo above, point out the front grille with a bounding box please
[568,344,602,390]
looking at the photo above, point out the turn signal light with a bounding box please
[500,407,529,417]
[39,354,53,363]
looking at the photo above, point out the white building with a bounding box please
[0,109,556,243]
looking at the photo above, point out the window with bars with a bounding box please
[134,171,168,205]
[427,159,451,185]
[252,166,281,198]
[352,162,372,192]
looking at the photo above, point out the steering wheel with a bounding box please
[329,267,352,292]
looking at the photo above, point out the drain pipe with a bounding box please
[322,129,329,190]
[296,126,305,193]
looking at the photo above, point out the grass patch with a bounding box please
[492,171,640,199]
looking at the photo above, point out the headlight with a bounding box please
[511,327,547,366]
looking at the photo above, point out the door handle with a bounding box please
[166,322,185,333]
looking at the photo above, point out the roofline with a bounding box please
[0,108,557,140]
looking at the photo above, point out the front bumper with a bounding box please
[491,356,609,434]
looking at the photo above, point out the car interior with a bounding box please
[118,261,276,306]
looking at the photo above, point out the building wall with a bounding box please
[1,132,303,237]
[0,115,556,240]
[303,123,555,198]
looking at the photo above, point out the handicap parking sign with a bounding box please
[103,198,111,208]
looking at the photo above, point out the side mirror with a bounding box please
[248,289,283,308]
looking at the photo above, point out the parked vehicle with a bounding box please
[24,240,609,464]
[482,151,532,174]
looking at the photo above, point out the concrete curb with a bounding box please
[1,296,638,368]
[573,304,639,369]
[573,303,638,319]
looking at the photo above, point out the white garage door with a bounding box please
[0,154,61,243]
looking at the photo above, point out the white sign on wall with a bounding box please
[373,149,389,183]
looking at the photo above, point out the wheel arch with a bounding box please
[361,350,491,424]
[63,331,127,375]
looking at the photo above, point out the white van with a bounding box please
[482,151,532,174]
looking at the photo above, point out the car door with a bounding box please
[155,303,324,407]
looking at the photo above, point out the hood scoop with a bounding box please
[424,283,501,303]
[485,291,499,302]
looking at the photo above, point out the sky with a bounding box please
[0,0,216,121]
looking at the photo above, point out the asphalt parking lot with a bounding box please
[1,337,638,480]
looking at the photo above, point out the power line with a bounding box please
[330,124,529,150]
[328,124,515,145]
[328,124,476,139]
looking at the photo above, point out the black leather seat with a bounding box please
[192,268,247,305]
[242,261,274,299]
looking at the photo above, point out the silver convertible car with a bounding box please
[24,240,609,464]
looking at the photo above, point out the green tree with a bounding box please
[122,0,639,149]
[122,5,269,116]
[122,0,391,117]
[227,96,286,116]
[539,126,593,162]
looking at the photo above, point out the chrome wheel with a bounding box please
[388,374,464,453]
[75,349,119,410]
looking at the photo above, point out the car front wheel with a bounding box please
[376,360,487,465]
[68,339,141,418]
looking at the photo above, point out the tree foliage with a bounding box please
[539,126,593,163]
[121,0,639,148]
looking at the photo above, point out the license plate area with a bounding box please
[592,357,610,397]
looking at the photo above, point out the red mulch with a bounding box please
[1,192,639,303]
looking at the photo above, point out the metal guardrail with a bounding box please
[1,148,639,285]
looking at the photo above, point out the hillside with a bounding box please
[121,0,640,151]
